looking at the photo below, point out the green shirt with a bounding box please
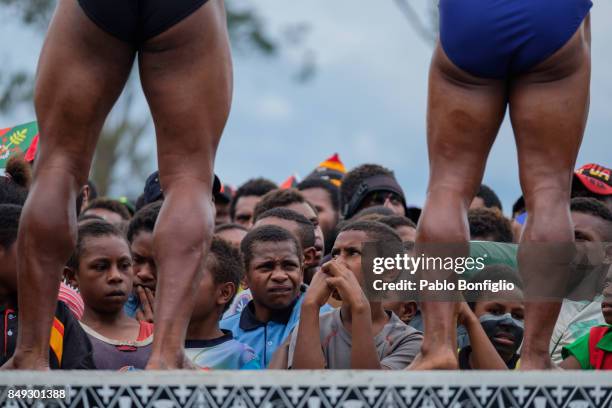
[562,325,612,369]
[463,241,518,280]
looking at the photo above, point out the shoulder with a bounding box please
[220,310,241,330]
[387,313,423,342]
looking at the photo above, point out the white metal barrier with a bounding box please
[1,371,611,407]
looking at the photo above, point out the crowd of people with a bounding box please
[1,153,611,370]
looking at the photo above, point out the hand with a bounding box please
[135,286,155,323]
[456,301,476,327]
[304,270,333,308]
[322,259,369,312]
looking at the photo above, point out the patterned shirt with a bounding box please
[185,330,260,369]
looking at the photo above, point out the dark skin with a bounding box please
[10,0,232,369]
[234,196,262,229]
[245,241,303,324]
[412,18,591,370]
[561,269,612,369]
[395,226,416,243]
[358,191,406,217]
[0,243,18,311]
[187,259,235,341]
[130,231,156,323]
[470,291,525,366]
[253,217,317,273]
[299,187,339,248]
[382,301,417,324]
[285,202,324,268]
[215,201,231,226]
[456,300,516,370]
[66,235,141,342]
[82,208,125,226]
[293,230,389,370]
[215,228,247,250]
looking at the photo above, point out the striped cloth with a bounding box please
[58,282,84,320]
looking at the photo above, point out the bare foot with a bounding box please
[518,353,554,370]
[0,353,50,371]
[407,346,458,370]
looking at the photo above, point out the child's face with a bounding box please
[254,217,316,267]
[0,243,18,294]
[473,290,524,362]
[74,235,133,314]
[191,257,235,322]
[130,231,157,292]
[192,263,217,321]
[285,202,324,262]
[602,269,612,324]
[246,240,302,310]
[330,230,366,286]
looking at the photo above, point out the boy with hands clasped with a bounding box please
[289,221,423,369]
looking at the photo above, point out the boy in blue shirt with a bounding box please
[186,237,259,369]
[220,225,319,367]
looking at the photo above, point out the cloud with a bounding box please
[254,94,294,121]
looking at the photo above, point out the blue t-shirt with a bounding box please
[124,292,140,318]
[220,287,332,367]
[185,330,260,370]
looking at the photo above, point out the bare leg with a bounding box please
[408,44,506,370]
[510,18,591,370]
[138,0,232,369]
[5,0,134,369]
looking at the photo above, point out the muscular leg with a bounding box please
[5,0,134,369]
[138,0,232,368]
[510,18,591,369]
[409,44,506,370]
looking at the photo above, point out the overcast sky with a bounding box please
[1,0,610,213]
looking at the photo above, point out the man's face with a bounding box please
[130,231,157,292]
[300,187,338,244]
[215,201,231,226]
[246,241,302,310]
[234,195,261,229]
[572,211,607,267]
[286,202,324,263]
[75,235,133,314]
[330,230,367,286]
[215,227,247,249]
[359,190,405,216]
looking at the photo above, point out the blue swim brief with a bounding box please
[439,0,592,79]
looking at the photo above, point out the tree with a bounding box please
[0,0,310,196]
[393,0,439,47]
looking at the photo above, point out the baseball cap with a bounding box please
[143,170,222,205]
[573,163,612,196]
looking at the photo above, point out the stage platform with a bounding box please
[1,371,611,407]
